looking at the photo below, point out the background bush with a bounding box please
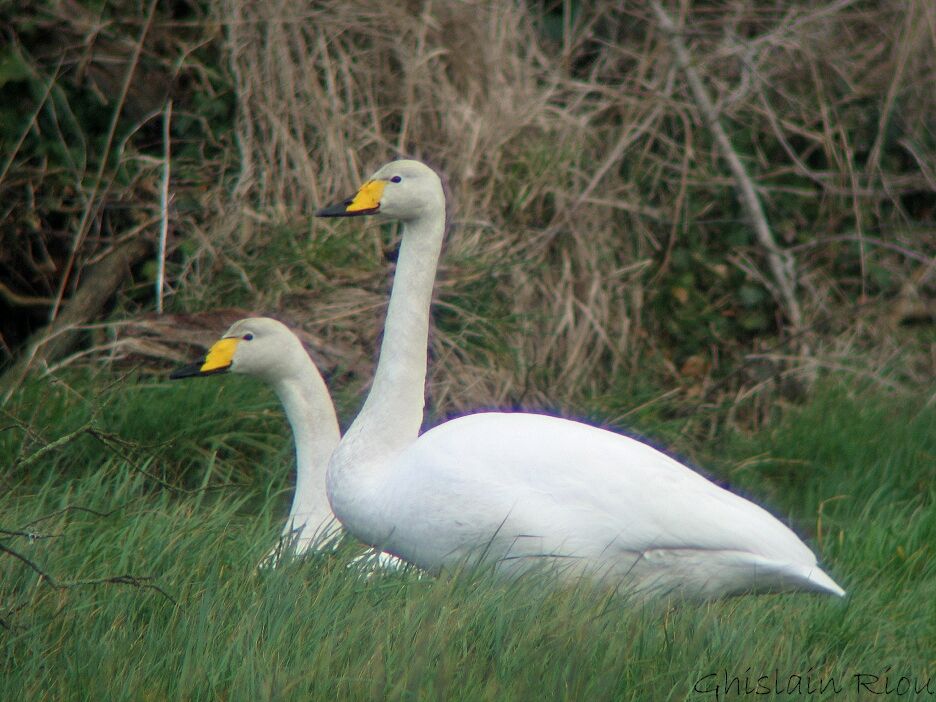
[0,0,931,429]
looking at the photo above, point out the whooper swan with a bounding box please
[315,159,845,599]
[171,317,342,561]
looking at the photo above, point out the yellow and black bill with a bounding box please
[170,337,238,379]
[316,179,386,217]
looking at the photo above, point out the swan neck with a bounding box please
[348,210,445,453]
[271,357,341,538]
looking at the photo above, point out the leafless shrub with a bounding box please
[2,1,933,425]
[186,0,932,419]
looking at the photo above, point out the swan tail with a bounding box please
[797,564,846,597]
[759,558,846,597]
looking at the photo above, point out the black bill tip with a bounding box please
[315,200,379,217]
[170,359,229,380]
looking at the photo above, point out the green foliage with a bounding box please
[2,370,292,493]
[2,378,934,699]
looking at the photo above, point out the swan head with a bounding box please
[170,317,307,383]
[316,159,444,222]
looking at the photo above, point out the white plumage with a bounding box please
[370,412,842,597]
[315,159,844,599]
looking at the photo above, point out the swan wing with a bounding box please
[375,412,836,595]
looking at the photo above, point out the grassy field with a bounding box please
[2,372,933,700]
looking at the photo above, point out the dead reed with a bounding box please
[1,1,933,424]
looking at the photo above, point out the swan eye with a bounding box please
[390,176,402,183]
[243,333,254,341]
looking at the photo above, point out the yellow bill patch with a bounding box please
[346,180,386,213]
[200,337,239,373]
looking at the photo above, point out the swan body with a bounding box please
[316,159,844,599]
[349,412,842,597]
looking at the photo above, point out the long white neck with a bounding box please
[340,210,446,462]
[271,357,341,545]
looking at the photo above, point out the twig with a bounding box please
[650,0,803,333]
[0,235,153,404]
[86,426,194,493]
[746,353,903,391]
[11,418,242,495]
[0,282,57,308]
[699,295,897,404]
[48,0,160,323]
[574,99,668,210]
[898,138,936,191]
[788,234,935,266]
[0,527,61,541]
[19,505,126,531]
[0,55,62,191]
[157,99,173,315]
[0,602,30,633]
[13,420,96,471]
[0,543,178,608]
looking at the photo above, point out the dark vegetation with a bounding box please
[0,0,931,420]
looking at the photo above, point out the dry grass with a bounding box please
[1,1,933,422]
[185,0,933,414]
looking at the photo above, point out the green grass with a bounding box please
[1,375,934,700]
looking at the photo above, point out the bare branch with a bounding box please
[0,282,57,308]
[0,527,61,541]
[0,235,153,404]
[156,99,173,315]
[19,503,130,531]
[650,0,804,333]
[13,420,95,471]
[0,543,178,608]
[48,0,161,322]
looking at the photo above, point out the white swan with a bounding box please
[171,317,342,558]
[171,317,407,571]
[315,159,845,599]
